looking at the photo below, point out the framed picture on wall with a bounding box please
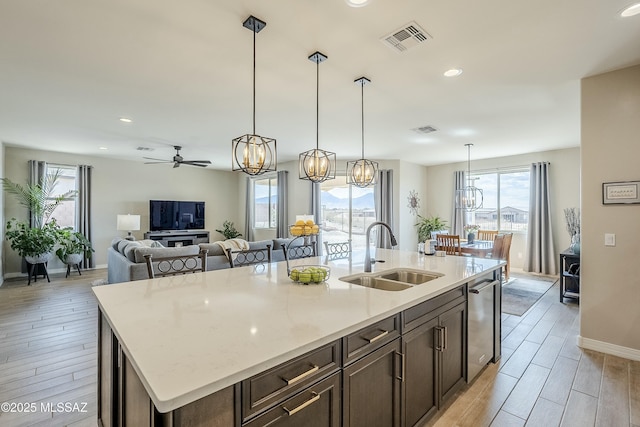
[602,181,640,205]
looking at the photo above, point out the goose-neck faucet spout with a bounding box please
[364,221,398,272]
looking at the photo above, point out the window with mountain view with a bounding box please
[319,176,376,250]
[468,169,530,232]
[254,175,277,229]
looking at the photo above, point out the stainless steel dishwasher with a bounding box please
[467,273,500,382]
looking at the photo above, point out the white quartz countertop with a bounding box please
[93,249,503,413]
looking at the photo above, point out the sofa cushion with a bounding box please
[198,242,227,256]
[117,239,133,255]
[123,241,144,261]
[134,245,200,263]
[111,237,124,250]
[249,239,273,250]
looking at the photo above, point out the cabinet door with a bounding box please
[343,339,402,427]
[244,373,341,427]
[98,313,118,427]
[439,302,466,404]
[402,316,439,427]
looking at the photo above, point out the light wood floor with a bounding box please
[0,269,638,426]
[427,273,640,427]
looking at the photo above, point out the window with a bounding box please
[319,175,376,250]
[254,175,277,228]
[47,164,78,229]
[468,169,530,232]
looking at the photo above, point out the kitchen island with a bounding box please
[94,249,504,427]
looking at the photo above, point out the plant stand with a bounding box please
[64,254,84,278]
[66,262,82,278]
[27,261,50,285]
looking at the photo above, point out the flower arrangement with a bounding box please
[563,208,580,237]
[464,224,480,234]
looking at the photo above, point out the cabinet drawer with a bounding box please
[243,372,341,427]
[403,286,466,332]
[343,314,401,366]
[242,340,341,422]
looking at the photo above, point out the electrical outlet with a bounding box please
[605,233,616,246]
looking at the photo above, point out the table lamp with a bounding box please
[117,214,141,241]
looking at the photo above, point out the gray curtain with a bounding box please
[524,162,556,274]
[451,170,466,237]
[311,182,323,255]
[77,165,94,268]
[276,170,289,238]
[244,177,255,241]
[374,169,394,249]
[28,160,47,227]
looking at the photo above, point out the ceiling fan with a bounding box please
[144,146,211,168]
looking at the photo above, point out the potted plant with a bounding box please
[563,207,580,254]
[55,228,94,266]
[1,169,76,265]
[5,219,60,263]
[415,215,448,243]
[216,220,242,240]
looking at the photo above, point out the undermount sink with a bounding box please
[378,269,442,285]
[341,276,412,291]
[339,268,443,291]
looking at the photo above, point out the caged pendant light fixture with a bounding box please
[299,52,336,182]
[455,143,483,211]
[232,16,277,176]
[346,77,378,187]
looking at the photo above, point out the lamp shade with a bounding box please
[116,214,140,232]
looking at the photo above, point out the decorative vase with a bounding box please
[570,234,581,255]
[468,232,475,243]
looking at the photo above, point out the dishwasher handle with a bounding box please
[469,279,500,294]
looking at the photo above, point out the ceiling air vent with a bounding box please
[413,126,438,134]
[381,21,431,53]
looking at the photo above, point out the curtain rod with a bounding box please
[469,163,548,174]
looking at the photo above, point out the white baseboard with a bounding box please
[577,335,640,361]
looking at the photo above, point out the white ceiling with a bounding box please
[1,0,639,169]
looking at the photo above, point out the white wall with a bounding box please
[425,148,581,270]
[0,143,4,285]
[3,146,240,276]
[581,64,640,356]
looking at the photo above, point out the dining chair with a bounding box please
[500,233,513,281]
[324,240,351,260]
[282,241,317,261]
[144,249,208,279]
[435,234,462,256]
[477,230,499,241]
[227,245,271,268]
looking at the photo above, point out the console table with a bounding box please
[559,249,580,302]
[143,230,209,247]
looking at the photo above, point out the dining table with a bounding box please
[459,239,494,257]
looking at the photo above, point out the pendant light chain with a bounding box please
[252,21,256,136]
[316,57,319,151]
[361,80,365,159]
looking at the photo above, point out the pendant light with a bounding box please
[455,143,483,211]
[346,77,378,187]
[299,52,336,182]
[232,16,277,175]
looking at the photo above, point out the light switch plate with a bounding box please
[605,233,616,246]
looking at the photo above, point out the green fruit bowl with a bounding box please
[288,265,331,284]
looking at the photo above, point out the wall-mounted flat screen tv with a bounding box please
[149,200,205,231]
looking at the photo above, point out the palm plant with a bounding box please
[1,169,76,228]
[415,215,448,242]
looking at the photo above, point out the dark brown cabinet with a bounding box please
[559,249,580,302]
[244,373,341,427]
[401,287,467,427]
[343,338,403,427]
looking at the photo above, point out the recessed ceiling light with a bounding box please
[620,2,640,17]
[98,147,108,150]
[346,0,370,7]
[119,117,132,123]
[444,68,463,77]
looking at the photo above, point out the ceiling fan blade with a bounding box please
[182,160,212,165]
[144,160,172,164]
[173,162,180,168]
[143,157,170,162]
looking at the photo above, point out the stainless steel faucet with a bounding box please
[364,221,398,272]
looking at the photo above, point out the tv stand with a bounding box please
[144,230,210,247]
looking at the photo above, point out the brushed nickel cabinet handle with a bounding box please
[282,364,319,385]
[435,326,444,352]
[366,329,389,343]
[395,351,406,382]
[443,326,448,351]
[283,392,320,416]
